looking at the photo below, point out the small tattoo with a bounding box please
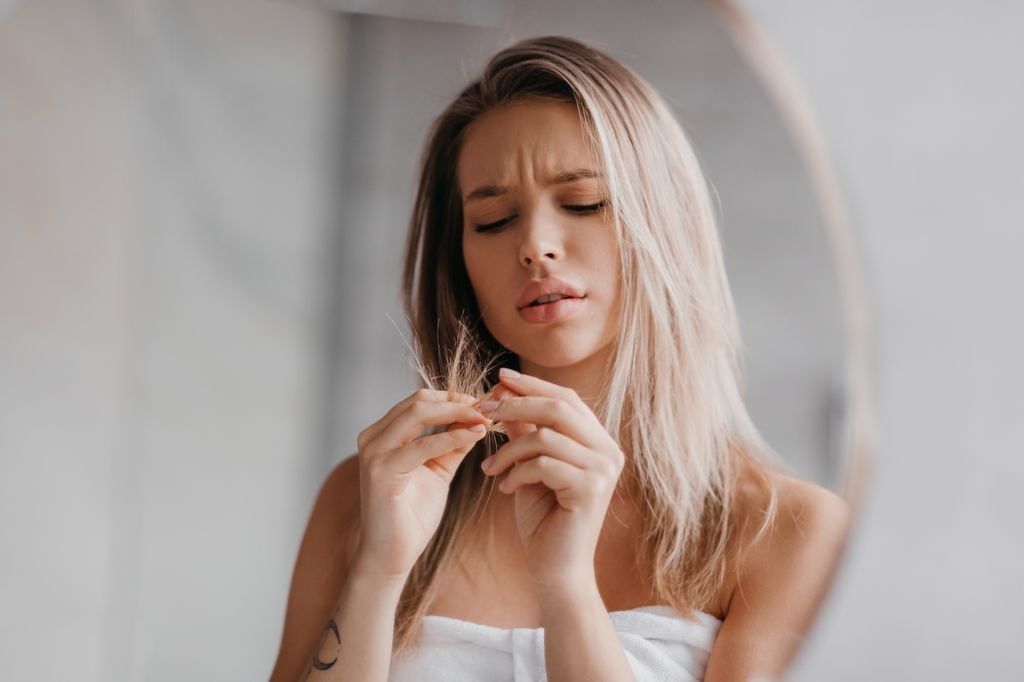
[312,618,340,671]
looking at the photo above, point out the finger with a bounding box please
[498,455,587,499]
[481,427,590,477]
[359,388,474,449]
[378,400,489,450]
[478,396,595,446]
[494,383,535,439]
[501,420,537,440]
[390,424,488,474]
[446,386,507,431]
[497,368,586,408]
[491,383,518,399]
[470,382,518,410]
[467,383,529,436]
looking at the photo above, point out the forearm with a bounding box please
[539,578,636,682]
[301,558,408,682]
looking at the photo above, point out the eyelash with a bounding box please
[472,201,608,233]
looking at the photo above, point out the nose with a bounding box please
[517,210,564,268]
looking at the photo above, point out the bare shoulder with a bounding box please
[730,466,852,611]
[704,465,852,681]
[269,455,362,682]
[755,469,850,554]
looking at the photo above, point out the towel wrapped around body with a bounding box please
[388,604,722,682]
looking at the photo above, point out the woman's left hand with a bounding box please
[477,368,625,591]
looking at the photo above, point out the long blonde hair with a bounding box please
[390,34,786,655]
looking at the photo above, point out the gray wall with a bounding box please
[736,1,1024,679]
[0,1,343,679]
[6,0,1010,680]
[324,0,848,492]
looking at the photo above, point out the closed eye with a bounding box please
[472,200,608,233]
[473,216,513,233]
[565,200,607,214]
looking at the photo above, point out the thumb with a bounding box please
[487,384,536,439]
[428,422,486,481]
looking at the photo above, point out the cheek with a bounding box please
[592,232,623,319]
[583,230,622,286]
[462,238,479,278]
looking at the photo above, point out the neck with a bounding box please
[517,341,614,414]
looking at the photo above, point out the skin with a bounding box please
[456,100,851,680]
[453,100,637,679]
[459,100,621,409]
[269,100,851,682]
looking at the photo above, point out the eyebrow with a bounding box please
[463,168,603,204]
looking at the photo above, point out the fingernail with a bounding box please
[478,400,499,414]
[481,456,494,473]
[500,367,520,379]
[468,424,486,433]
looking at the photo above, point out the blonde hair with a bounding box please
[389,35,787,656]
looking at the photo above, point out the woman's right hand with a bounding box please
[352,388,491,581]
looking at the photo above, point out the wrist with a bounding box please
[537,575,606,625]
[535,570,600,604]
[350,553,412,593]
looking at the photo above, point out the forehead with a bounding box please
[457,100,602,193]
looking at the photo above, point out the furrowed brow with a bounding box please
[548,168,603,185]
[464,184,507,203]
[463,168,603,204]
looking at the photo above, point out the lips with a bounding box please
[515,276,586,310]
[518,296,586,324]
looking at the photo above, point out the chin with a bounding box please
[502,330,611,370]
[516,348,593,369]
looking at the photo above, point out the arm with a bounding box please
[269,456,408,682]
[703,479,852,682]
[539,578,636,682]
[297,558,408,681]
[271,391,489,680]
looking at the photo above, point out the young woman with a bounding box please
[271,35,851,682]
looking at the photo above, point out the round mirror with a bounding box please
[0,1,870,680]
[326,0,867,488]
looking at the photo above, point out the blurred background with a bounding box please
[1,1,1020,681]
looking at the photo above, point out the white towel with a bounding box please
[388,605,722,681]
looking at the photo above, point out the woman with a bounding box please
[271,35,850,682]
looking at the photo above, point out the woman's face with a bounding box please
[458,100,622,370]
